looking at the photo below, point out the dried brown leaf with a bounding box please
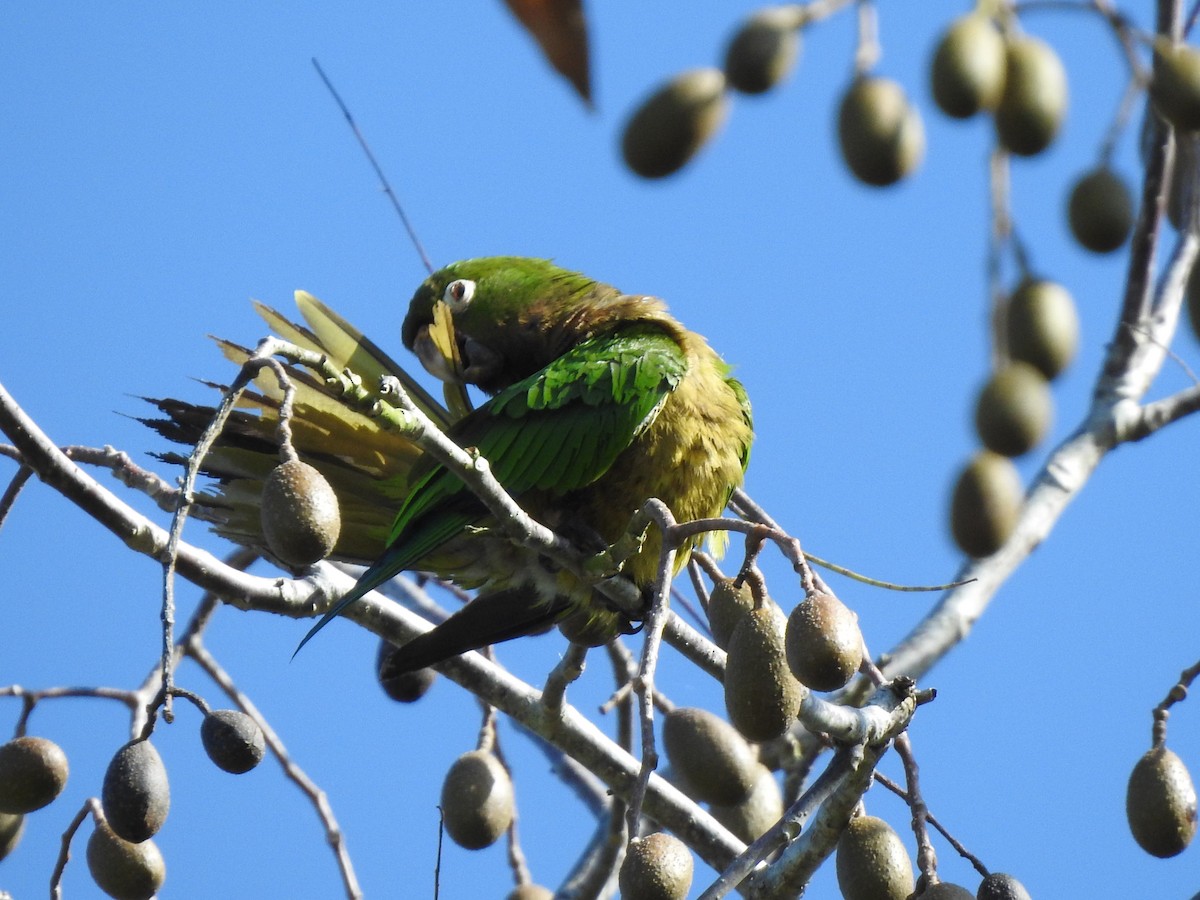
[504,0,592,106]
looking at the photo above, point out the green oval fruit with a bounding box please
[662,706,758,805]
[260,459,342,568]
[1006,279,1079,380]
[707,577,756,650]
[949,451,1023,558]
[618,832,693,900]
[995,35,1067,156]
[441,750,514,850]
[0,811,24,862]
[87,820,165,900]
[377,638,436,702]
[1152,40,1200,131]
[838,76,925,186]
[622,68,729,179]
[200,709,266,774]
[723,9,801,95]
[977,872,1033,900]
[101,739,170,843]
[1127,745,1197,857]
[930,14,1006,119]
[785,591,864,691]
[724,604,805,741]
[0,736,69,814]
[974,362,1053,458]
[1068,167,1134,253]
[710,763,783,843]
[836,815,915,900]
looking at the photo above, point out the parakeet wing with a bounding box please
[146,293,450,564]
[295,327,688,652]
[292,291,452,429]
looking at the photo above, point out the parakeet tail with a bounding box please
[379,587,571,675]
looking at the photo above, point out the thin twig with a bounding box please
[49,798,99,900]
[852,0,880,74]
[1151,657,1200,746]
[489,731,534,889]
[311,58,435,275]
[874,771,990,877]
[184,635,363,899]
[161,347,296,720]
[989,147,1013,366]
[894,733,937,887]
[0,464,32,532]
[625,499,678,840]
[872,47,1193,692]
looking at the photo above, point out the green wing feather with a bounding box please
[295,327,687,653]
[390,326,687,538]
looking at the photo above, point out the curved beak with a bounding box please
[411,324,504,388]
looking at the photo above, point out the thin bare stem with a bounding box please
[894,734,937,887]
[161,346,296,720]
[311,58,435,275]
[1151,657,1200,746]
[184,635,363,898]
[874,772,990,877]
[3,686,141,739]
[625,499,678,839]
[853,0,880,74]
[49,798,99,899]
[989,147,1013,366]
[0,464,32,532]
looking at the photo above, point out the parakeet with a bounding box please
[144,256,752,672]
[298,256,753,671]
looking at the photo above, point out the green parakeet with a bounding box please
[146,257,752,672]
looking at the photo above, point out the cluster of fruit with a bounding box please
[430,740,702,899]
[698,577,1033,898]
[0,708,264,899]
[621,8,804,179]
[709,578,862,743]
[931,15,1065,157]
[933,12,1200,876]
[939,22,1200,559]
[618,4,929,187]
[373,563,1032,896]
[837,815,1030,900]
[935,12,1136,255]
[613,818,1030,899]
[930,13,1080,559]
[950,278,1078,558]
[618,6,1066,187]
[929,13,1077,557]
[432,739,702,899]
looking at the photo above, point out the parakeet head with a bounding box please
[402,256,670,394]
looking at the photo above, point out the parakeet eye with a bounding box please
[443,279,476,313]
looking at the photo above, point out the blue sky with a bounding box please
[3,3,1200,897]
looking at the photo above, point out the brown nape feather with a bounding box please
[466,288,679,395]
[546,291,689,360]
[378,588,573,675]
